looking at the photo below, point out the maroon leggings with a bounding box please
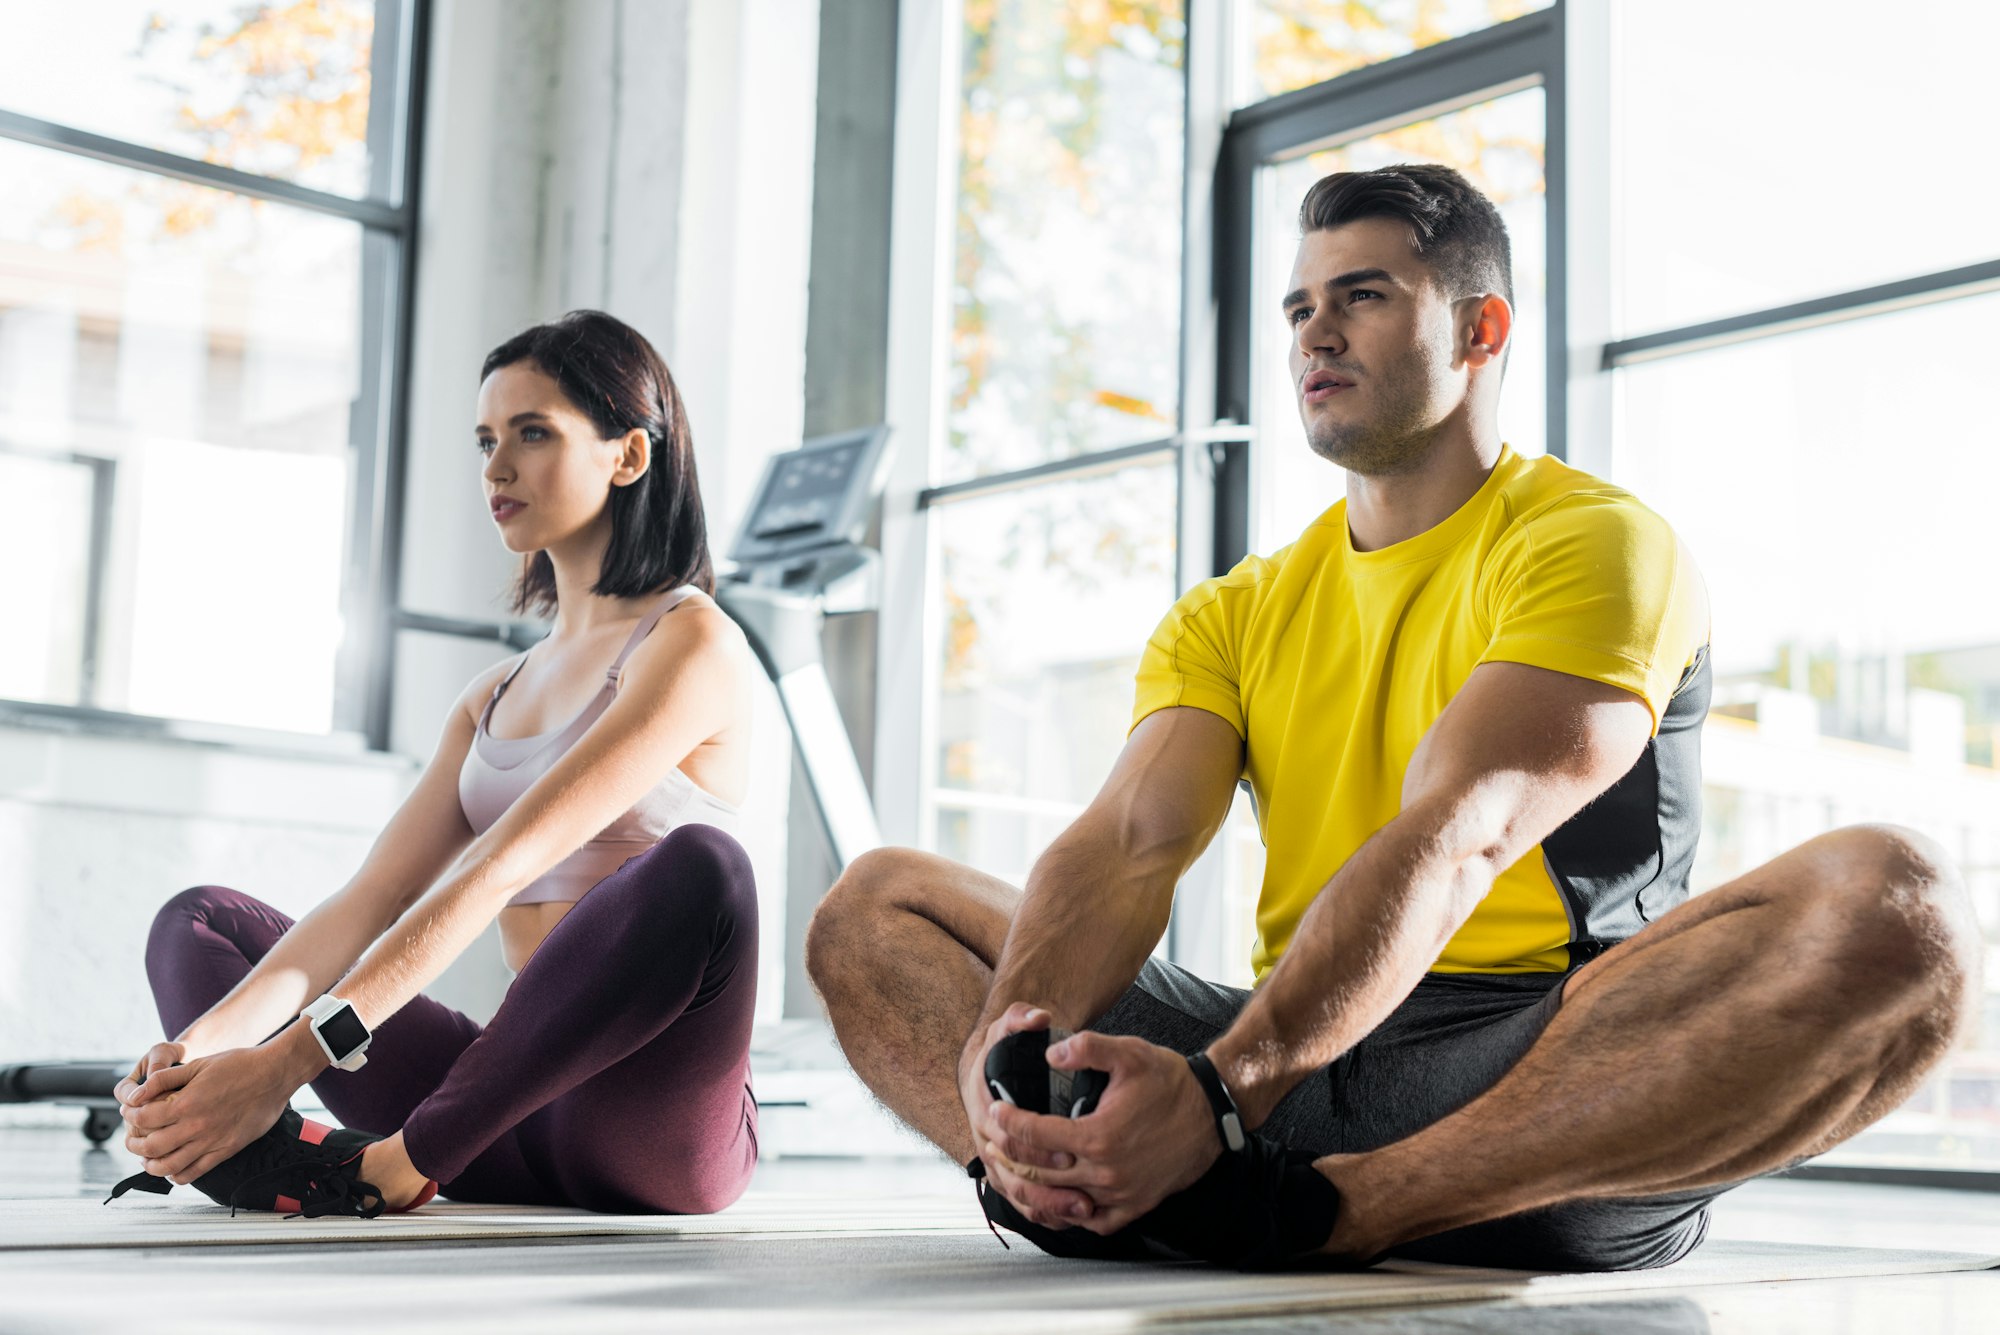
[144,824,759,1214]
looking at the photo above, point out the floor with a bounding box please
[4,1125,1999,1333]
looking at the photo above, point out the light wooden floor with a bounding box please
[4,1126,1998,1333]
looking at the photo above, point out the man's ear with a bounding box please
[610,427,651,486]
[1461,293,1514,369]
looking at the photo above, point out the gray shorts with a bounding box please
[1092,957,1725,1271]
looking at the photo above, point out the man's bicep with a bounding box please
[1082,706,1245,869]
[1403,662,1653,866]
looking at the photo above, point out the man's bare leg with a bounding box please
[805,848,1021,1163]
[1317,824,1981,1263]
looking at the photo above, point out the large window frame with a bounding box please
[0,0,432,753]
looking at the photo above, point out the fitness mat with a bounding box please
[0,1190,987,1249]
[0,1227,1993,1335]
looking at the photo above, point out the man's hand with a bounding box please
[960,1003,1101,1226]
[117,1045,299,1183]
[978,1031,1221,1235]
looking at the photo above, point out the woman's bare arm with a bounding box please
[263,605,749,1084]
[169,667,498,1060]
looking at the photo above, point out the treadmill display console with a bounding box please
[750,441,866,543]
[729,425,891,565]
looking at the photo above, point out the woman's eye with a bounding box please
[475,439,495,455]
[521,427,546,441]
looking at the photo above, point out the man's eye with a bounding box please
[1350,289,1380,302]
[1287,307,1311,325]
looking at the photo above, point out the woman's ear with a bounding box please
[610,427,652,487]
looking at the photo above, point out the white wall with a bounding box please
[0,0,822,1095]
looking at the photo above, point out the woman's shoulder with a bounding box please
[447,653,527,733]
[636,589,751,672]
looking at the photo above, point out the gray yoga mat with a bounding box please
[2,1192,1993,1335]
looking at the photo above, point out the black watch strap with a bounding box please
[1186,1051,1248,1153]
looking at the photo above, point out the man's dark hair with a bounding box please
[1298,163,1513,306]
[481,309,714,616]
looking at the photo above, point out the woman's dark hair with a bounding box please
[1298,163,1513,306]
[480,310,713,616]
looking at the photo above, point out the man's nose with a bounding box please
[1297,309,1344,359]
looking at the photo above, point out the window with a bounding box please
[1613,0,2000,337]
[1607,2,2000,1169]
[931,462,1177,878]
[0,1,422,740]
[943,0,1187,485]
[1236,0,1553,104]
[919,0,1188,883]
[0,0,382,198]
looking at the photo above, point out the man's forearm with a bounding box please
[972,821,1180,1050]
[1208,798,1500,1127]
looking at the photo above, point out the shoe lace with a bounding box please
[227,1155,387,1220]
[965,1156,1010,1250]
[104,1170,172,1204]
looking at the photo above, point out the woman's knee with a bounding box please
[625,824,759,929]
[146,884,251,956]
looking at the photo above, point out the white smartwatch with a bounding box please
[301,994,372,1071]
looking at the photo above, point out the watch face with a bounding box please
[317,1005,368,1060]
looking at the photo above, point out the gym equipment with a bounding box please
[0,1061,126,1145]
[984,1029,1109,1118]
[713,424,893,871]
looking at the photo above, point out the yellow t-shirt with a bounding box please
[1132,446,1711,979]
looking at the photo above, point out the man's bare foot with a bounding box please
[359,1132,435,1211]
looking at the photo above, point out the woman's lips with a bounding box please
[491,500,526,523]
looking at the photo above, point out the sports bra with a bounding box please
[458,586,743,907]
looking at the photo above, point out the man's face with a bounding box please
[1282,217,1468,476]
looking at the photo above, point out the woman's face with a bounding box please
[474,362,644,555]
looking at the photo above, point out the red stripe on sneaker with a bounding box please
[297,1119,332,1146]
[275,1194,302,1214]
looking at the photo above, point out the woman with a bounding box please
[109,310,760,1217]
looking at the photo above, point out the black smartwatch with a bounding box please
[1185,1051,1247,1153]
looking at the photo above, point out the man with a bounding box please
[806,164,1977,1270]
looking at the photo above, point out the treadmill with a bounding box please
[2,425,896,1139]
[712,423,892,870]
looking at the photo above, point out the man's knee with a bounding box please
[1804,823,1978,1023]
[803,847,930,992]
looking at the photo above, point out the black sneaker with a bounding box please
[970,1136,1344,1270]
[1127,1131,1346,1270]
[105,1108,398,1219]
[967,1157,1160,1260]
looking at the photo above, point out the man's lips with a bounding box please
[1301,369,1354,404]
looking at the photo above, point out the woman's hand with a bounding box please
[116,1041,188,1104]
[117,1045,299,1183]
